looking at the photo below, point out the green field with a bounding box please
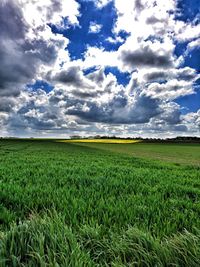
[74,141,200,166]
[0,139,200,266]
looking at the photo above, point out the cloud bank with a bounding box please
[0,0,199,137]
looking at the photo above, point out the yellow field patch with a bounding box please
[57,139,142,144]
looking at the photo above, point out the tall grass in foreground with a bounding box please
[0,212,93,267]
[1,212,200,266]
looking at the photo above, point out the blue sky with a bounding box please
[176,0,200,22]
[0,0,199,137]
[50,0,127,59]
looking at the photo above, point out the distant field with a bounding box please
[0,139,200,266]
[57,138,142,144]
[73,141,200,166]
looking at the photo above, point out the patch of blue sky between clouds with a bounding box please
[176,90,200,114]
[104,67,131,86]
[83,66,130,86]
[175,46,200,113]
[174,41,200,71]
[176,77,200,114]
[83,66,98,75]
[49,0,128,60]
[174,0,200,72]
[174,41,188,59]
[184,48,200,70]
[27,80,54,93]
[176,0,200,22]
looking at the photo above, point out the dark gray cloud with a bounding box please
[0,98,15,112]
[126,94,161,124]
[86,68,105,85]
[144,68,196,83]
[21,39,61,64]
[161,109,181,125]
[0,0,27,39]
[134,0,144,12]
[48,66,93,89]
[71,90,98,98]
[172,125,188,132]
[6,92,59,131]
[146,16,165,24]
[177,68,196,81]
[66,93,161,124]
[144,71,168,82]
[120,47,173,68]
[0,42,36,96]
[0,1,29,96]
[0,37,63,95]
[47,67,108,99]
[48,67,82,85]
[7,114,56,131]
[0,0,64,99]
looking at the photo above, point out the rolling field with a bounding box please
[0,139,200,266]
[73,141,200,166]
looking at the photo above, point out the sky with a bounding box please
[0,0,200,138]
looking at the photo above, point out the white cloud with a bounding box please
[83,46,119,68]
[187,38,200,51]
[175,22,200,42]
[146,80,194,100]
[182,110,200,133]
[113,0,176,36]
[89,22,102,33]
[106,36,124,43]
[93,0,112,8]
[20,0,80,28]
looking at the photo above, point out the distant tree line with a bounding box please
[69,135,200,143]
[1,136,200,143]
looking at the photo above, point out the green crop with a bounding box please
[0,139,200,266]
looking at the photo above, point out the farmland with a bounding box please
[75,141,200,166]
[0,139,200,266]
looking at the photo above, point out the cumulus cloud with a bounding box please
[47,66,94,89]
[145,80,194,100]
[127,66,198,100]
[106,36,124,44]
[93,0,112,9]
[86,68,105,85]
[187,38,200,51]
[182,110,200,132]
[0,0,72,98]
[66,92,161,124]
[175,22,200,43]
[119,41,175,70]
[0,97,16,113]
[89,22,102,33]
[21,0,80,28]
[0,0,199,137]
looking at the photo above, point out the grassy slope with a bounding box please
[74,142,200,166]
[0,140,200,266]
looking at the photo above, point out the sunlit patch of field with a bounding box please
[71,142,200,166]
[57,139,142,144]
